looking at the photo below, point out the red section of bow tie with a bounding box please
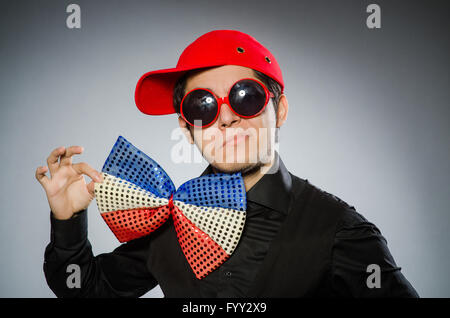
[171,205,228,279]
[101,205,171,242]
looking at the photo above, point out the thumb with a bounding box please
[86,180,96,197]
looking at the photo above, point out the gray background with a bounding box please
[0,0,449,297]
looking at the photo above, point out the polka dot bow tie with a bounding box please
[94,136,247,279]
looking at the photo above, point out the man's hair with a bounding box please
[173,68,282,116]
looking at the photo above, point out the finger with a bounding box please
[72,162,103,183]
[35,166,50,189]
[47,146,65,177]
[60,145,84,166]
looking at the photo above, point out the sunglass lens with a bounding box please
[229,79,267,117]
[182,90,218,127]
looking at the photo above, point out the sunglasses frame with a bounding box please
[180,77,275,128]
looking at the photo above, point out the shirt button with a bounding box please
[225,271,232,278]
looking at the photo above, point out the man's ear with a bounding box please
[178,116,194,144]
[276,94,288,128]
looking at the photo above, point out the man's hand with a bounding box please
[35,146,103,220]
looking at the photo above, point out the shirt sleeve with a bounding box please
[330,208,419,298]
[43,209,158,298]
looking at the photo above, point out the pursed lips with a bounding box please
[222,133,250,148]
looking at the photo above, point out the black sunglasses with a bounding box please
[180,77,274,128]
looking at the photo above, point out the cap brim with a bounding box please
[134,64,225,115]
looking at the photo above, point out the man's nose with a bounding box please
[216,99,240,128]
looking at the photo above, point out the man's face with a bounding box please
[179,65,285,174]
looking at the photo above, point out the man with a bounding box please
[36,29,419,297]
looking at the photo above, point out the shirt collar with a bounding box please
[199,153,293,215]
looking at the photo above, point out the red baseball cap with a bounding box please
[134,29,284,115]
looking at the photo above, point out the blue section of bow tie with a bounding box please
[101,136,176,198]
[174,174,246,211]
[101,136,247,211]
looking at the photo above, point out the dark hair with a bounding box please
[172,68,282,115]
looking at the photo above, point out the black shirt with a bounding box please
[43,156,419,297]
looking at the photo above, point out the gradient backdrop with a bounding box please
[0,0,449,297]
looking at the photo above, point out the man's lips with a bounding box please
[222,133,249,147]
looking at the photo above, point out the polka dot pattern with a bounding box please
[101,136,175,198]
[174,201,245,255]
[94,172,168,213]
[94,135,248,279]
[174,173,246,211]
[101,206,171,242]
[172,205,229,279]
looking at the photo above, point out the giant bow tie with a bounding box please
[93,136,246,279]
